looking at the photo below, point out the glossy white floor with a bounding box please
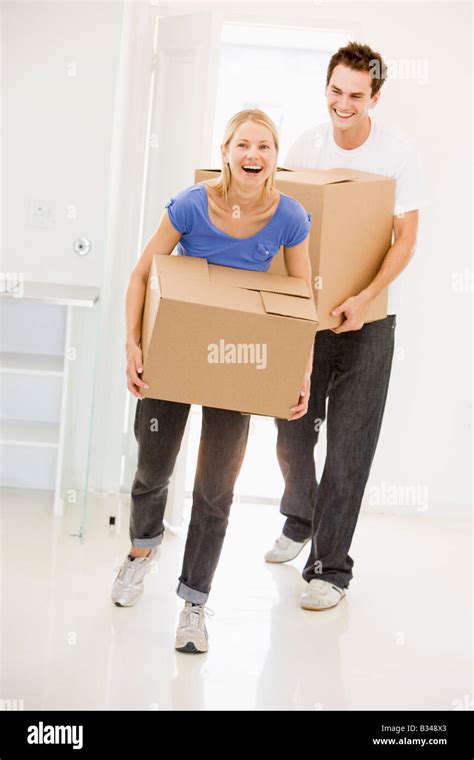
[1,486,472,711]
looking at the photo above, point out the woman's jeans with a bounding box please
[130,398,250,604]
[275,315,396,590]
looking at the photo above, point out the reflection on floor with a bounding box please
[1,487,471,711]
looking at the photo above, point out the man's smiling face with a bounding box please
[326,64,380,132]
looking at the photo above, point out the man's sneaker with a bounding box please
[264,534,310,563]
[175,602,213,654]
[111,547,158,607]
[300,579,346,610]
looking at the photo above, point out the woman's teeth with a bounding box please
[242,165,263,173]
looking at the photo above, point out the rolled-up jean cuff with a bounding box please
[131,532,164,549]
[176,580,208,605]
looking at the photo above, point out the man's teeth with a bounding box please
[335,109,353,118]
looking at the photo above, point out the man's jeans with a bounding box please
[130,398,250,604]
[275,315,396,589]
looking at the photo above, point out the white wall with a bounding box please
[3,1,472,519]
[2,0,123,286]
[1,1,124,504]
[348,2,472,518]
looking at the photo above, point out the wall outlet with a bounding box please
[28,199,56,228]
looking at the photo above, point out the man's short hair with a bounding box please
[326,41,388,97]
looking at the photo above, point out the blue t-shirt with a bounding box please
[164,183,312,272]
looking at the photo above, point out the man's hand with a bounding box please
[330,291,372,334]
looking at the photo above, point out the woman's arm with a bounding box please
[125,210,181,398]
[283,236,315,376]
[126,210,182,346]
[283,236,315,420]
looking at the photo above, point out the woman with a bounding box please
[111,109,314,654]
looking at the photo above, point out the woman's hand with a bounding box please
[126,340,149,399]
[288,372,311,421]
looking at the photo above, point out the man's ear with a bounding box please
[369,92,381,109]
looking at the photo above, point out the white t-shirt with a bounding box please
[284,117,420,314]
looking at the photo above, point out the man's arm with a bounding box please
[331,209,419,333]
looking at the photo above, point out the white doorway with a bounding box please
[120,12,353,521]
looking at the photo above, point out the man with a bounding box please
[265,42,420,610]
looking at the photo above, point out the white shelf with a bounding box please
[0,352,64,376]
[0,281,100,308]
[0,419,60,447]
[0,283,100,516]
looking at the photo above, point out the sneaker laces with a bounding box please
[182,604,214,629]
[309,579,328,591]
[114,556,148,586]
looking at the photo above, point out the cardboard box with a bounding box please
[195,168,395,330]
[140,255,318,418]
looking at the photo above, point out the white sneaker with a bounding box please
[111,547,158,607]
[300,579,346,610]
[175,602,213,654]
[264,534,310,563]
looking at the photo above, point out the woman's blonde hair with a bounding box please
[205,109,279,203]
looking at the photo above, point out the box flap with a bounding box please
[154,254,209,282]
[208,263,310,298]
[276,168,359,185]
[197,167,392,187]
[261,291,318,323]
[195,168,220,174]
[332,168,395,184]
[158,271,266,314]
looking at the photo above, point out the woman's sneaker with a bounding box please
[175,602,213,653]
[264,534,310,563]
[300,579,346,610]
[111,547,158,607]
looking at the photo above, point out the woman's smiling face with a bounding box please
[222,120,278,189]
